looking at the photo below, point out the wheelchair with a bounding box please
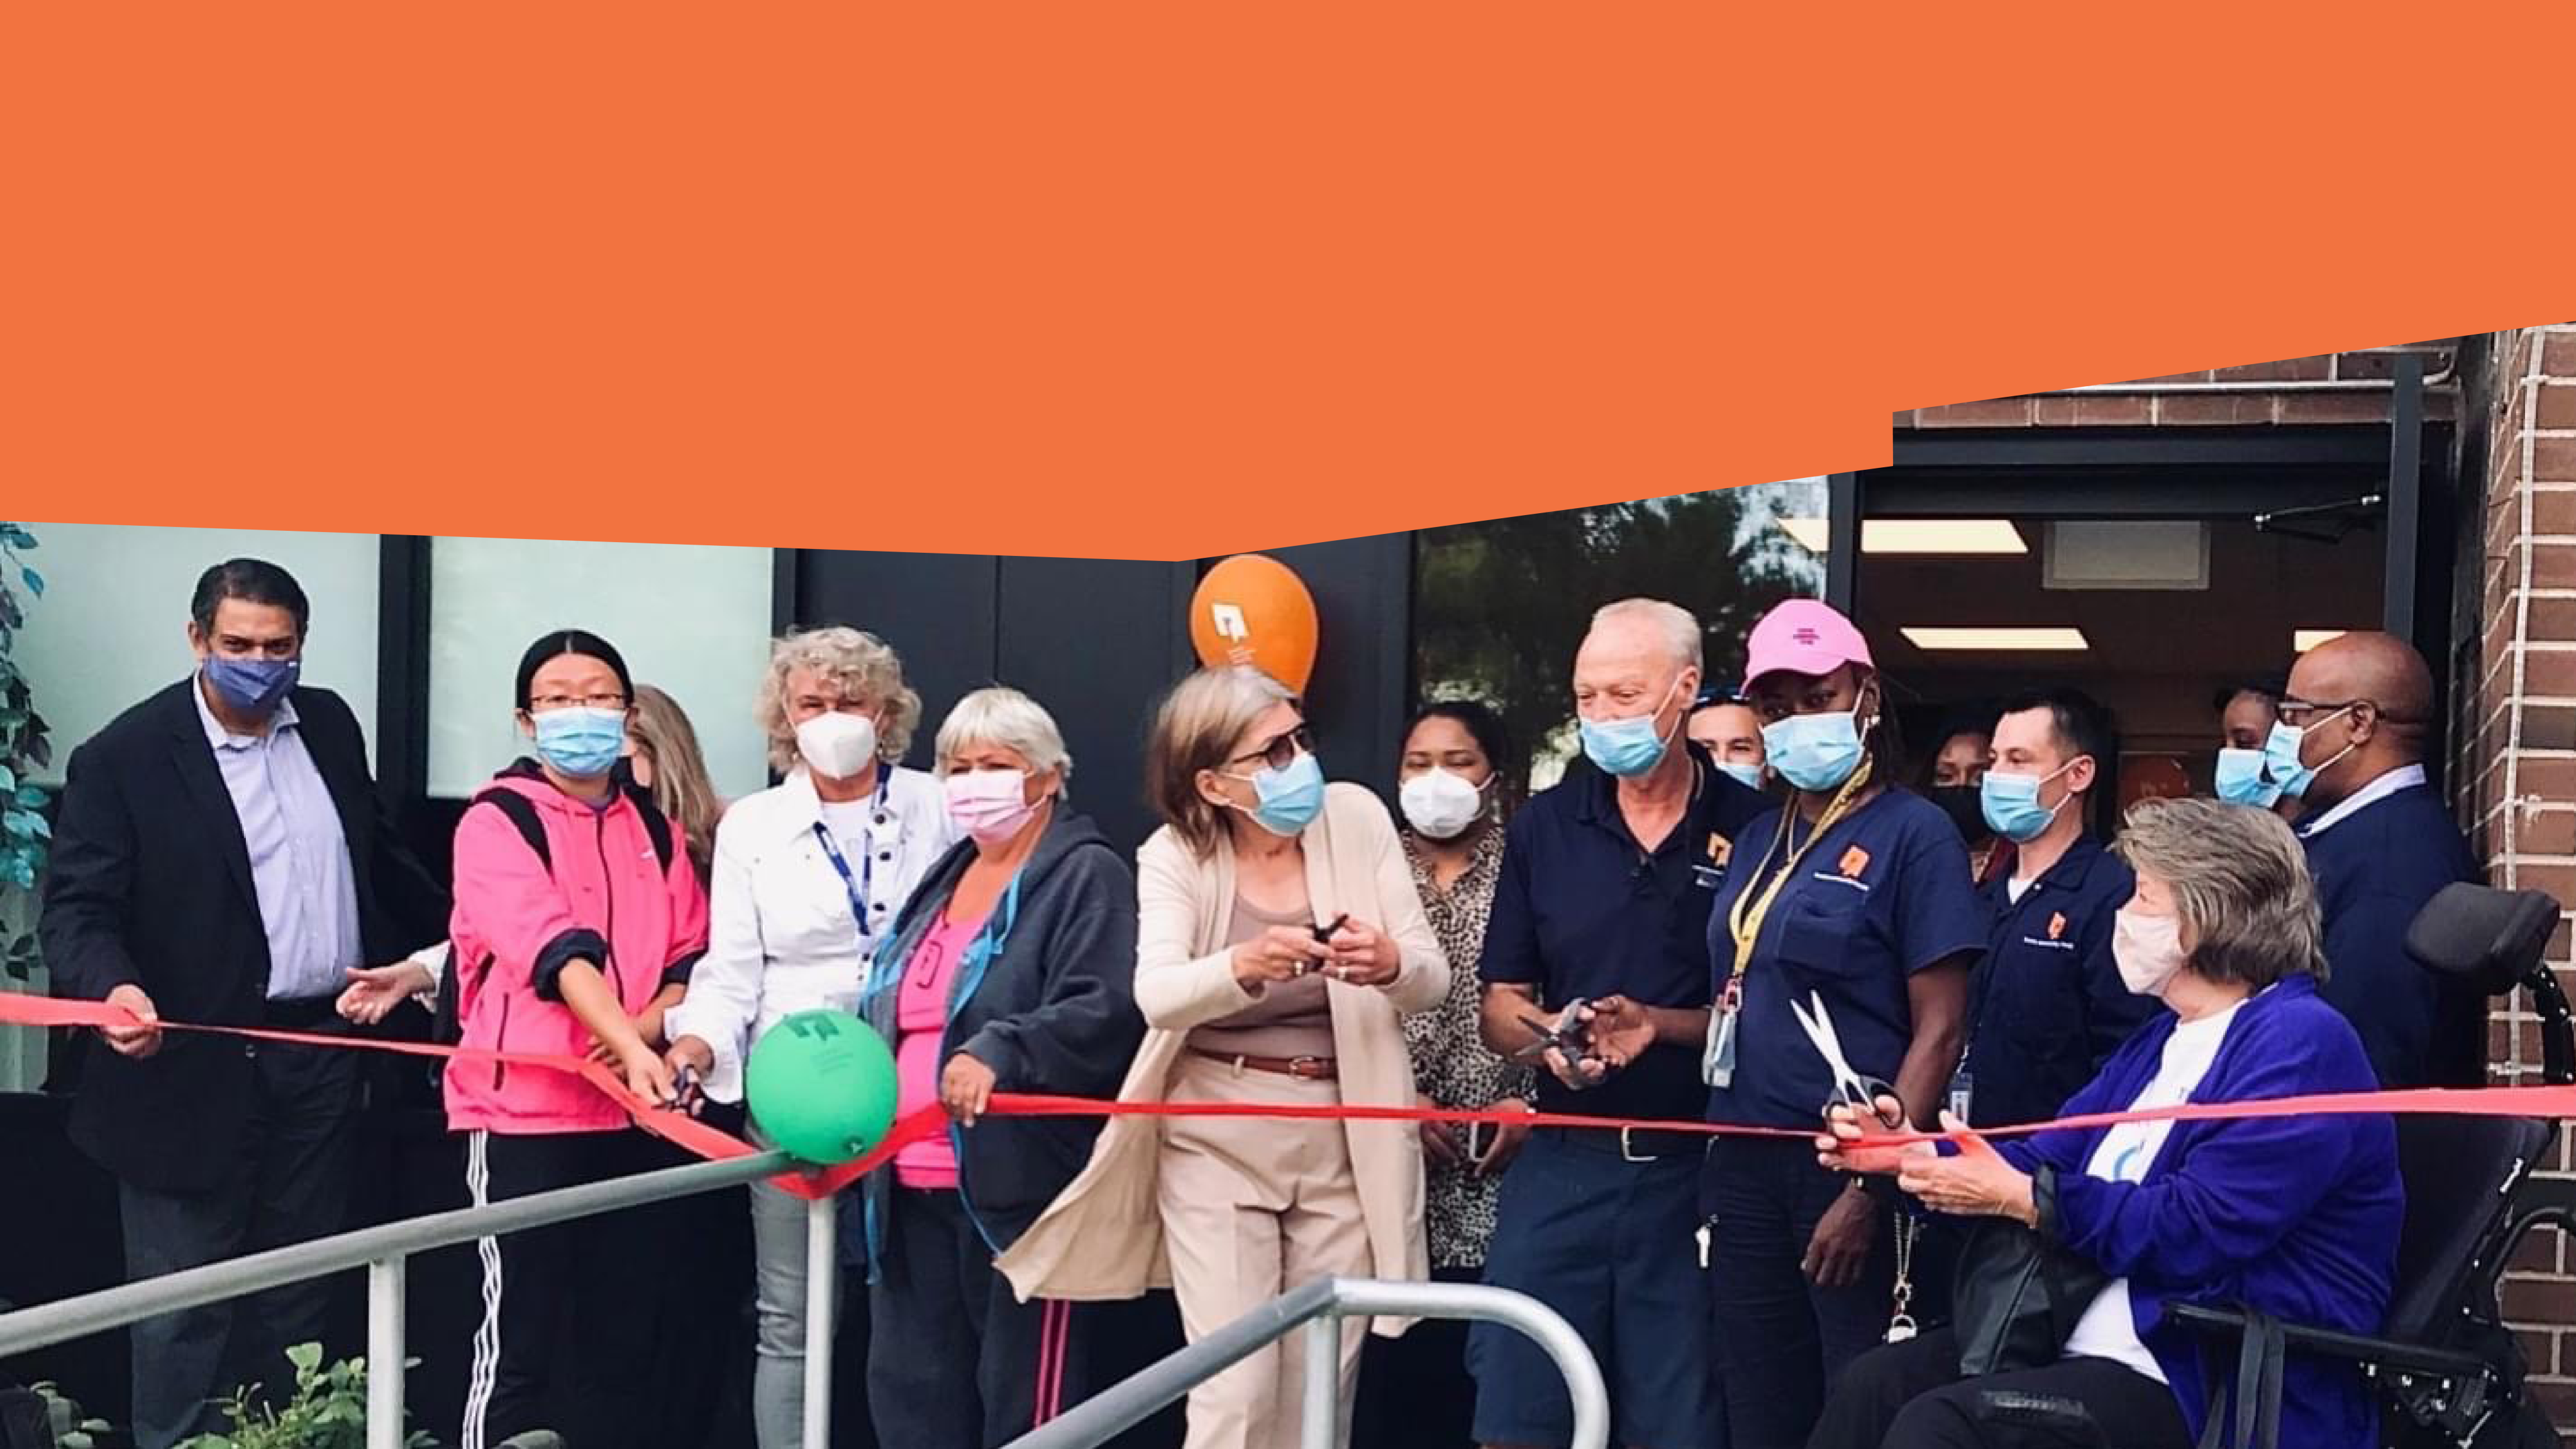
[2173,880,2573,1449]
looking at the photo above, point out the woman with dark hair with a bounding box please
[445,629,712,1449]
[1353,698,1531,1449]
[1664,599,1984,1449]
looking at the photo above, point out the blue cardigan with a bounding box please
[1996,975,2402,1449]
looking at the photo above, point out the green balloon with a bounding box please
[745,1008,901,1166]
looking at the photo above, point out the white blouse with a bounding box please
[665,763,962,1103]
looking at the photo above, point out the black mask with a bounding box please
[1926,784,1990,845]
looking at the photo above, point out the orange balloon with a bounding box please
[1190,554,1319,693]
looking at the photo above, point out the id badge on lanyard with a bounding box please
[814,774,892,945]
[1702,974,1741,1088]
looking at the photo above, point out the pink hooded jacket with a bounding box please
[444,762,711,1135]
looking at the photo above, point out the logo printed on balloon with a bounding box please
[1189,554,1319,693]
[745,1007,899,1166]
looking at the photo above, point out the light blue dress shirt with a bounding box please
[194,679,365,1001]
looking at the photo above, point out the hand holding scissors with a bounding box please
[1512,997,1604,1089]
[1789,992,1905,1131]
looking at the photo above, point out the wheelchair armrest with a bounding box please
[2167,1302,2496,1382]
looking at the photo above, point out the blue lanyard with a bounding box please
[813,771,894,938]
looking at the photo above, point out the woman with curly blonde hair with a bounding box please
[664,625,961,1449]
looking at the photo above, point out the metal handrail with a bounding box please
[1001,1277,1610,1449]
[0,1148,838,1449]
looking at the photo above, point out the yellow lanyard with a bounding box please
[1723,757,1874,984]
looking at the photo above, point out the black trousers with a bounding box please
[460,1128,666,1449]
[1352,1265,1479,1449]
[118,1035,360,1449]
[869,1187,1096,1449]
[1809,1328,2192,1449]
[1704,1136,1900,1449]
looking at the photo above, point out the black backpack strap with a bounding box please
[470,786,553,873]
[621,780,676,875]
[430,788,553,1048]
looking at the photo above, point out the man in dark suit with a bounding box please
[40,558,448,1448]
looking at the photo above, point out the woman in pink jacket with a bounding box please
[444,630,712,1449]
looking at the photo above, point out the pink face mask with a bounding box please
[945,767,1043,845]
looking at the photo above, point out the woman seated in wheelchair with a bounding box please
[1811,796,2402,1449]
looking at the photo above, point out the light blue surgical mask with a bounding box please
[532,706,628,779]
[1579,677,1684,778]
[1979,760,2077,843]
[2260,709,2352,802]
[1232,751,1326,836]
[2213,747,2282,809]
[1762,710,1867,792]
[1716,760,1766,792]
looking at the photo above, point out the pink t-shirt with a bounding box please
[893,908,992,1189]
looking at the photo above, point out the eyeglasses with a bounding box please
[2276,697,2421,728]
[1226,724,1315,772]
[527,692,631,714]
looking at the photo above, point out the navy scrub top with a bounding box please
[1702,787,1987,1130]
[1482,744,1769,1121]
[1957,834,2159,1131]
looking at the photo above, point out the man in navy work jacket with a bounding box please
[1956,687,2160,1131]
[2270,631,2482,1088]
[40,560,450,1449]
[1474,598,1767,1449]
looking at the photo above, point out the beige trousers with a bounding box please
[1157,1053,1374,1449]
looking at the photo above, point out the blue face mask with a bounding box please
[1762,710,1867,792]
[2260,710,2351,802]
[2213,747,2282,809]
[1716,760,1766,792]
[1235,751,1326,836]
[1979,761,2077,843]
[204,656,300,717]
[1579,677,1684,779]
[532,706,629,780]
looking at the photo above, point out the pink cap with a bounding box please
[1742,599,1873,686]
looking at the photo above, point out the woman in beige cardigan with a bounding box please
[996,665,1446,1449]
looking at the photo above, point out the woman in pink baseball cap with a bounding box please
[1695,598,1988,1449]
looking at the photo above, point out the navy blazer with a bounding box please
[1997,975,2401,1449]
[40,679,450,1192]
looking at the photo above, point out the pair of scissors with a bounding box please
[1787,991,1902,1128]
[1511,996,1596,1080]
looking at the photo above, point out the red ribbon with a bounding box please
[9,994,2568,1202]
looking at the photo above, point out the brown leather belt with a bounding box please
[1187,1047,1339,1081]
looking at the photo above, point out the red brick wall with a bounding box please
[2470,326,2576,1426]
[1893,340,2465,428]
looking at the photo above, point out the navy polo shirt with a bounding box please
[2298,781,2480,1089]
[1957,835,2159,1130]
[1481,745,1769,1120]
[1702,788,1987,1130]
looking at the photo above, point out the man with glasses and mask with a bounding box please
[2269,630,2480,1088]
[1470,598,1765,1449]
[40,559,448,1448]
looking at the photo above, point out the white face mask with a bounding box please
[1399,768,1488,840]
[796,711,879,781]
[2112,906,2188,997]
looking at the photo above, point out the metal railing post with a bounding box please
[803,1191,837,1447]
[366,1255,406,1449]
[1299,1314,1341,1449]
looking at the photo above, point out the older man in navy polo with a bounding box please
[1472,597,1767,1449]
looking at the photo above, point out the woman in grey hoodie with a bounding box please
[856,685,1146,1449]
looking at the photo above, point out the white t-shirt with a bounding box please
[2059,997,2247,1382]
[2006,875,2034,905]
